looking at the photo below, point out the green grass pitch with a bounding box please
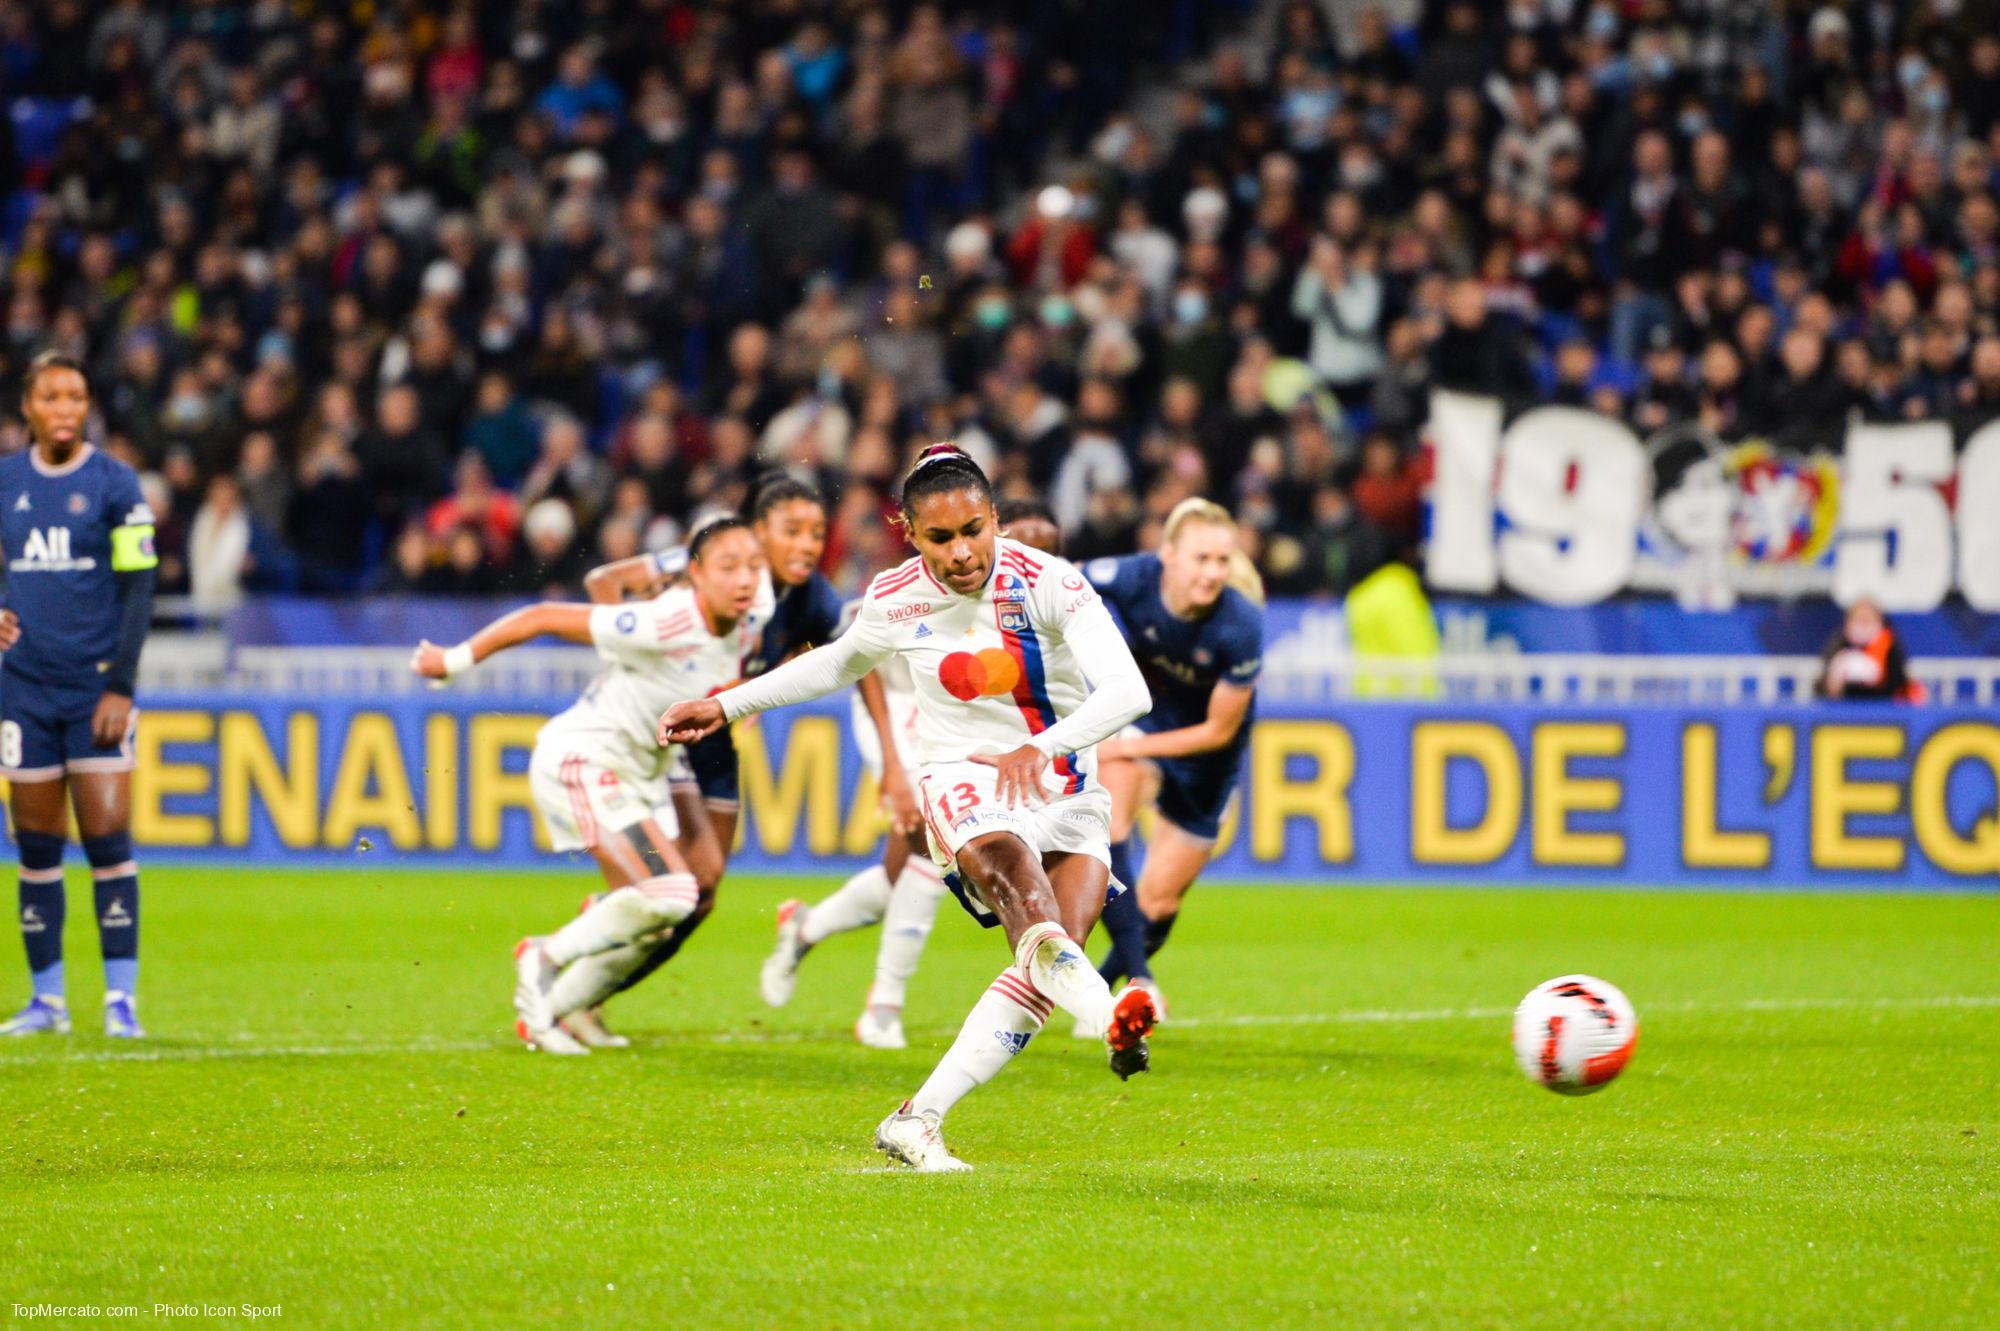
[0,866,1994,1328]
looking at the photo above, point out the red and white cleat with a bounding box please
[1105,985,1159,1081]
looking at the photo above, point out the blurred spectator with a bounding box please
[1817,600,1918,702]
[511,498,589,597]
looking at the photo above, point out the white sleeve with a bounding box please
[718,588,896,721]
[588,601,669,667]
[1024,567,1151,759]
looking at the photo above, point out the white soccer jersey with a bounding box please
[544,582,772,782]
[720,539,1150,795]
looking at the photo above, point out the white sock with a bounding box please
[544,874,698,967]
[1015,921,1114,1037]
[867,860,946,1011]
[800,865,892,945]
[909,966,1050,1119]
[546,941,650,1018]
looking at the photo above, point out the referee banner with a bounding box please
[6,694,1996,888]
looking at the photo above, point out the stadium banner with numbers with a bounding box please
[1424,389,2000,612]
[4,693,1994,889]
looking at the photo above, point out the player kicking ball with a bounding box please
[662,448,1157,1171]
[759,497,1065,1050]
[412,515,770,1053]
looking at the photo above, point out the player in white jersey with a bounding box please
[759,498,1066,1051]
[411,516,770,1053]
[662,448,1158,1171]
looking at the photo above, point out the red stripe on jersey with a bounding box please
[999,554,1042,587]
[872,564,922,598]
[991,975,1052,1018]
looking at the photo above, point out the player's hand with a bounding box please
[91,691,133,748]
[0,609,19,651]
[658,698,727,746]
[879,763,919,834]
[968,744,1048,809]
[410,640,448,680]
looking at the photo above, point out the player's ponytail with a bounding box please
[1226,549,1266,607]
[899,444,992,527]
[744,469,825,524]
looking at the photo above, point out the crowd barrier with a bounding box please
[9,693,1994,889]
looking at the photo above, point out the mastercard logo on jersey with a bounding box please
[938,648,1022,700]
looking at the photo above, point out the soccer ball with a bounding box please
[1512,974,1638,1095]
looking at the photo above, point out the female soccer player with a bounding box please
[1085,499,1264,1013]
[546,475,906,1045]
[759,497,1065,1051]
[0,352,157,1039]
[411,515,770,1053]
[661,449,1157,1171]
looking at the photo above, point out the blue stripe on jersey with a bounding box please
[1004,617,1086,796]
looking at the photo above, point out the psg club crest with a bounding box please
[68,493,88,514]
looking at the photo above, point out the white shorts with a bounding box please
[529,741,678,854]
[915,759,1113,900]
[851,687,920,779]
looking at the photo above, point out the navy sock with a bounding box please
[84,834,139,998]
[17,830,66,999]
[1142,910,1179,959]
[1096,883,1153,985]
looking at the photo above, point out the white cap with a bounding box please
[524,497,577,548]
[421,260,464,298]
[563,150,607,183]
[1036,184,1076,220]
[944,221,990,262]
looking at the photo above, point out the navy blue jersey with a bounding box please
[0,445,156,690]
[742,570,844,678]
[1084,553,1262,742]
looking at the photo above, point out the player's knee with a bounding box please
[15,829,64,873]
[83,831,134,870]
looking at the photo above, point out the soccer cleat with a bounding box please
[758,899,809,1008]
[0,995,70,1036]
[511,937,577,1053]
[103,991,143,1039]
[1105,985,1159,1081]
[854,1005,907,1050]
[560,1006,630,1049]
[514,1016,589,1055]
[875,1101,972,1173]
[1073,975,1166,1039]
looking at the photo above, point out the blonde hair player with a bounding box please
[756,496,1067,1050]
[411,515,772,1053]
[1080,497,1264,1026]
[660,447,1156,1171]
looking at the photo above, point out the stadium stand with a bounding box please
[1,0,1998,610]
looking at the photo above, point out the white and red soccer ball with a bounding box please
[1512,975,1638,1095]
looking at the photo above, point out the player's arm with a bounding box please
[96,490,160,744]
[583,548,683,604]
[0,537,16,651]
[972,572,1152,805]
[659,595,896,744]
[411,602,597,680]
[1101,680,1255,761]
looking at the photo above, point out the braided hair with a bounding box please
[743,469,825,524]
[898,444,992,528]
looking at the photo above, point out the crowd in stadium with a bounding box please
[2,0,1999,611]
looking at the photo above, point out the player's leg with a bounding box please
[1093,752,1157,986]
[956,832,1123,1040]
[761,852,894,1009]
[856,827,946,1048]
[603,785,729,1000]
[1128,760,1234,973]
[879,959,1049,1172]
[547,816,690,1040]
[70,766,142,1038]
[2,770,71,1036]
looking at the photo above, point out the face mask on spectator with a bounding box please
[975,299,1012,331]
[1174,290,1209,324]
[1040,296,1076,328]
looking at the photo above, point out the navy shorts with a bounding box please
[0,674,136,781]
[1150,749,1244,841]
[679,730,740,808]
